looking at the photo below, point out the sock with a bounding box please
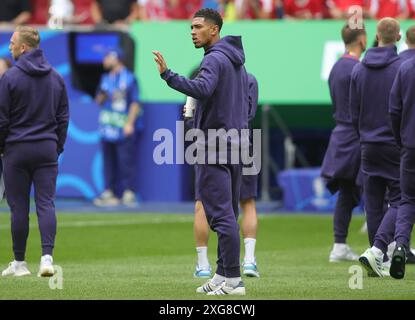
[371,246,383,257]
[211,273,226,285]
[225,277,242,288]
[196,247,209,269]
[244,238,256,264]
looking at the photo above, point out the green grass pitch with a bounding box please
[0,212,414,300]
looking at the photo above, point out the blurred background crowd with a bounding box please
[0,0,415,29]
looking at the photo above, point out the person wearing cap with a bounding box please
[93,48,142,207]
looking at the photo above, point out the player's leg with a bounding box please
[391,148,415,278]
[94,140,119,206]
[239,171,259,277]
[240,197,259,277]
[1,143,32,276]
[359,175,388,277]
[193,200,211,278]
[117,136,138,206]
[196,164,244,295]
[329,179,360,262]
[32,140,59,277]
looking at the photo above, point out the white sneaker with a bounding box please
[196,279,225,293]
[242,262,260,277]
[387,241,396,261]
[329,244,359,262]
[207,281,246,296]
[359,248,384,277]
[121,190,138,206]
[194,265,212,278]
[93,190,120,207]
[38,255,54,277]
[2,261,31,277]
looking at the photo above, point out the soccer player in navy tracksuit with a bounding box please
[321,24,367,263]
[387,25,415,266]
[0,26,69,277]
[398,26,415,62]
[0,57,12,200]
[192,73,260,279]
[349,18,403,277]
[388,45,415,279]
[153,8,249,295]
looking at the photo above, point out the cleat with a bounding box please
[38,255,55,277]
[390,245,406,279]
[196,279,224,293]
[2,261,31,277]
[207,281,246,296]
[242,262,260,278]
[359,248,384,277]
[329,244,359,262]
[194,265,211,278]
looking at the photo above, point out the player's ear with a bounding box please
[397,33,402,42]
[211,25,219,36]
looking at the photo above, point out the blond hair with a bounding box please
[16,26,40,49]
[377,18,400,45]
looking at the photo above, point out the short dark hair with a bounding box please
[341,24,366,46]
[406,25,415,45]
[193,8,223,31]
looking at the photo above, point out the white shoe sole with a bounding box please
[2,270,31,277]
[15,270,31,277]
[329,256,359,263]
[243,269,260,277]
[207,287,246,296]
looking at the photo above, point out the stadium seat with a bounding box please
[73,0,94,25]
[29,0,49,25]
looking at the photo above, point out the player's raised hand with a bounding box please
[152,50,168,74]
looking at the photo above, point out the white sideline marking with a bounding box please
[0,216,194,230]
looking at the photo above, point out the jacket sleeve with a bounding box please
[349,66,360,136]
[161,54,220,100]
[328,70,337,120]
[248,76,259,122]
[56,81,69,154]
[0,75,11,154]
[389,68,403,147]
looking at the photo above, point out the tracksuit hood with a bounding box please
[205,36,245,66]
[15,48,52,76]
[362,45,400,68]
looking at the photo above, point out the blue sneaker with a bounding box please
[194,265,211,278]
[243,262,260,278]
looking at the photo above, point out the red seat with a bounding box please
[29,0,94,25]
[73,0,94,25]
[29,0,49,25]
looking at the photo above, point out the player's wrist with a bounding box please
[160,69,170,79]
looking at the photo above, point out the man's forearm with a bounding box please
[127,102,140,125]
